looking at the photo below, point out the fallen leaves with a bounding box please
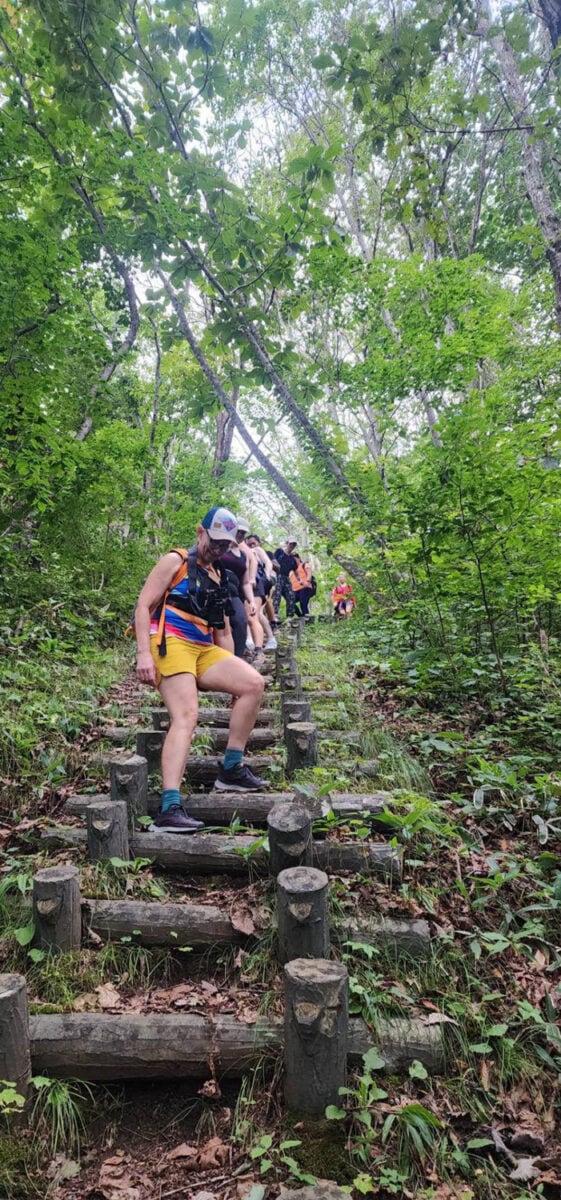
[93,1150,149,1200]
[159,1136,229,1174]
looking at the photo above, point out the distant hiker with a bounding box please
[332,573,356,618]
[235,518,266,666]
[272,537,298,620]
[217,519,254,661]
[246,533,277,650]
[289,554,314,617]
[134,507,267,833]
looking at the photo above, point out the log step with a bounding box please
[82,896,430,957]
[102,728,278,751]
[41,828,402,879]
[63,789,395,828]
[152,706,277,730]
[96,753,273,785]
[28,1011,443,1080]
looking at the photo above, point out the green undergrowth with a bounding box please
[282,621,561,1195]
[1,615,127,816]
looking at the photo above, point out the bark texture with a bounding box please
[33,866,81,953]
[284,959,348,1113]
[27,1012,444,1079]
[87,800,129,863]
[267,805,313,876]
[277,867,330,964]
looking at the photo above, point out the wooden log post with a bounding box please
[33,866,81,953]
[286,722,318,775]
[290,616,304,644]
[275,645,295,682]
[152,708,169,731]
[268,804,312,876]
[87,800,129,863]
[0,974,31,1104]
[135,729,164,773]
[277,867,330,964]
[284,959,348,1114]
[110,754,148,830]
[279,668,302,698]
[282,696,312,731]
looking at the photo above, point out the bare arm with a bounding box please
[135,552,183,683]
[241,561,256,612]
[258,546,273,580]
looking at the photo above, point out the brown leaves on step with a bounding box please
[159,1135,229,1173]
[74,984,123,1012]
[92,1149,150,1199]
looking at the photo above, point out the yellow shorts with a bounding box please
[150,635,231,685]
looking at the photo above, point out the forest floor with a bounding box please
[0,620,560,1199]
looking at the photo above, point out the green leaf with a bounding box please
[353,1173,375,1194]
[409,1059,429,1080]
[14,920,35,946]
[467,1137,494,1150]
[312,53,335,69]
[325,1105,346,1119]
[469,1042,492,1054]
[362,1047,385,1072]
[486,1023,508,1037]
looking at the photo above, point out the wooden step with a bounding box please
[82,896,430,958]
[102,727,278,751]
[63,790,395,828]
[41,827,402,880]
[151,706,277,730]
[28,1011,443,1080]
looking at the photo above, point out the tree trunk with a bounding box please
[479,0,561,329]
[212,388,237,477]
[537,0,561,46]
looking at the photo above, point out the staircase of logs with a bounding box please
[0,618,442,1134]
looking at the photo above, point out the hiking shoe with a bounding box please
[252,650,266,667]
[264,637,277,651]
[215,763,269,792]
[149,805,205,833]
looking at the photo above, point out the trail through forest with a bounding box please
[1,0,561,1196]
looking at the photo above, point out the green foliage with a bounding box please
[30,1076,95,1156]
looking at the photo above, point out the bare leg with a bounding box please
[256,597,273,641]
[246,603,264,649]
[198,656,264,747]
[158,673,199,789]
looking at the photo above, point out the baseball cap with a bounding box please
[236,516,250,533]
[201,506,238,541]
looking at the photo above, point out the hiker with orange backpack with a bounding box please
[134,507,267,833]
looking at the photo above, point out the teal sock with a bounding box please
[161,788,181,813]
[223,749,243,771]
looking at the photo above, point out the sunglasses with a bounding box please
[207,537,233,552]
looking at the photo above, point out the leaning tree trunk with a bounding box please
[537,0,561,47]
[212,387,238,478]
[479,0,561,330]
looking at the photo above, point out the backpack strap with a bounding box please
[155,548,189,657]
